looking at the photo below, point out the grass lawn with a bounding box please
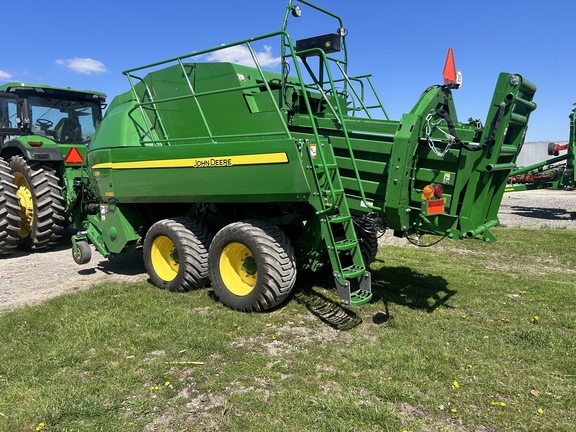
[0,228,574,431]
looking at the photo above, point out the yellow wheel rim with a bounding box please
[150,235,179,282]
[13,172,34,238]
[219,242,257,296]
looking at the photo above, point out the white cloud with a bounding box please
[0,70,13,81]
[205,45,280,68]
[54,57,109,75]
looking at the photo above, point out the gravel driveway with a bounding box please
[1,189,574,312]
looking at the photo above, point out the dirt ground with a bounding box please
[1,189,574,312]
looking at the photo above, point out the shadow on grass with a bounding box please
[292,271,363,331]
[370,262,455,313]
[294,261,455,329]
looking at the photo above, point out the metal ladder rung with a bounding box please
[342,264,366,279]
[350,289,372,306]
[328,213,351,224]
[322,188,344,196]
[334,238,358,251]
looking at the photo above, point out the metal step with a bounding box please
[328,213,351,224]
[342,264,366,279]
[350,289,372,306]
[334,238,358,251]
[322,188,344,196]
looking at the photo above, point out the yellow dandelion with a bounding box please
[500,402,506,407]
[164,381,170,386]
[450,408,457,413]
[266,323,272,327]
[272,335,276,340]
[453,381,459,389]
[467,364,473,369]
[537,408,543,415]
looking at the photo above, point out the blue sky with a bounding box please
[2,0,575,142]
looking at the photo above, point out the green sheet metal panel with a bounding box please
[135,63,288,143]
[89,138,310,203]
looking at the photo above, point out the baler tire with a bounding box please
[9,156,66,250]
[143,217,212,292]
[72,240,92,265]
[356,225,379,266]
[0,158,21,255]
[208,220,297,312]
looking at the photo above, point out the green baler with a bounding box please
[72,0,537,311]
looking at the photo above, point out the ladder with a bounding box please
[305,138,372,306]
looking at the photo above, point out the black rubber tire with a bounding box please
[0,158,21,255]
[356,224,379,266]
[9,155,65,250]
[547,142,557,156]
[72,240,92,265]
[208,220,297,312]
[143,217,212,292]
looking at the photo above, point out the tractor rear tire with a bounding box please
[0,158,21,255]
[208,220,297,312]
[143,217,212,292]
[9,156,65,250]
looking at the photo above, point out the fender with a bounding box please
[0,138,63,162]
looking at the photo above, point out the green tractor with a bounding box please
[67,0,536,311]
[0,83,106,253]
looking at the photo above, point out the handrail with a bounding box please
[122,30,296,146]
[124,73,169,146]
[291,45,379,212]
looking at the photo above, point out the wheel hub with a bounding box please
[220,242,257,296]
[13,173,34,237]
[151,235,179,281]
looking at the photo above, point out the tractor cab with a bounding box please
[0,83,106,145]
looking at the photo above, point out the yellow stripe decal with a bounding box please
[92,152,289,170]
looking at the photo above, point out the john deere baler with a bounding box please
[72,0,536,311]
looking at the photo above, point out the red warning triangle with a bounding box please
[65,147,84,164]
[443,47,457,85]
